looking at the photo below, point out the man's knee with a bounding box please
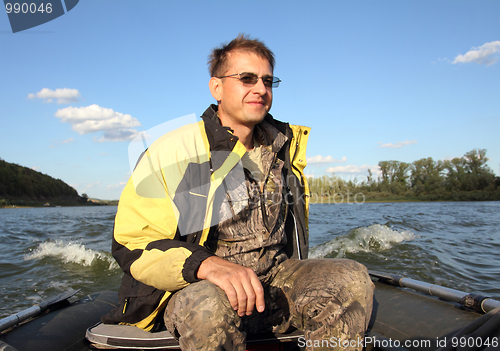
[311,259,374,303]
[278,258,372,289]
[165,280,235,328]
[330,258,372,286]
[164,281,245,351]
[275,258,374,319]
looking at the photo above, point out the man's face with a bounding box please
[211,51,273,129]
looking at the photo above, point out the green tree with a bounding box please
[0,159,82,203]
[443,157,467,191]
[463,149,495,190]
[410,158,444,195]
[377,160,411,194]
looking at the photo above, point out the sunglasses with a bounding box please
[217,72,281,88]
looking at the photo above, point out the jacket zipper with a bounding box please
[290,210,302,260]
[290,134,303,260]
[260,152,277,233]
[122,298,129,314]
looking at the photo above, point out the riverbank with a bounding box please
[309,189,500,204]
[1,197,118,208]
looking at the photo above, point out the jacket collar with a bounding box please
[201,104,287,154]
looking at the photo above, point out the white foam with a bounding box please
[24,240,119,269]
[309,224,415,259]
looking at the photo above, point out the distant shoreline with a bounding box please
[310,199,444,205]
[4,198,498,210]
[309,189,500,204]
[2,203,118,209]
[310,197,500,204]
[1,198,119,208]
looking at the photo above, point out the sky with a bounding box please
[1,1,499,200]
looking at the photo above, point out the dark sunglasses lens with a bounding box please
[262,77,274,87]
[238,73,280,88]
[239,73,258,84]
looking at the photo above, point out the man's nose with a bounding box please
[252,77,268,95]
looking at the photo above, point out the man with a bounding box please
[103,34,374,351]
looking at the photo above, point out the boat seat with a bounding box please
[86,322,303,350]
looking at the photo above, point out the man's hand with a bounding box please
[197,256,265,317]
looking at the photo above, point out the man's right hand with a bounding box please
[197,256,265,317]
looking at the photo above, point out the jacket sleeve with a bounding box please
[113,126,215,293]
[113,179,214,292]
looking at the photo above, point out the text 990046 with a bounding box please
[6,3,52,14]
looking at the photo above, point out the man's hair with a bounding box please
[208,34,275,77]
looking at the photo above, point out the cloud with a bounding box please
[28,88,81,104]
[326,164,381,176]
[431,57,450,65]
[95,129,141,143]
[307,155,347,164]
[452,41,500,66]
[50,137,75,148]
[107,181,127,190]
[55,104,141,142]
[78,181,101,194]
[378,140,417,148]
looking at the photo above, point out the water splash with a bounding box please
[309,224,415,259]
[24,240,118,270]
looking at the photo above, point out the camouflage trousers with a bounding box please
[164,258,374,351]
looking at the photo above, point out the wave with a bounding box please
[24,240,119,270]
[309,224,416,259]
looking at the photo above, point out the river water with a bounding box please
[1,201,499,318]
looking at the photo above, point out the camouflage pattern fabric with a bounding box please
[269,258,374,351]
[164,280,246,351]
[210,121,289,282]
[164,258,374,351]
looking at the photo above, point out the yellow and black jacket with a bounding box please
[102,105,310,331]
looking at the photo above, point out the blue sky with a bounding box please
[1,1,499,200]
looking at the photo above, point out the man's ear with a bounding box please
[209,77,222,102]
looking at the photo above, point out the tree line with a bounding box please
[0,158,88,206]
[308,149,500,202]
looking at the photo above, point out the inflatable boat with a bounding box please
[1,271,499,351]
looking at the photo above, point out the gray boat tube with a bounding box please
[0,289,80,333]
[369,271,500,313]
